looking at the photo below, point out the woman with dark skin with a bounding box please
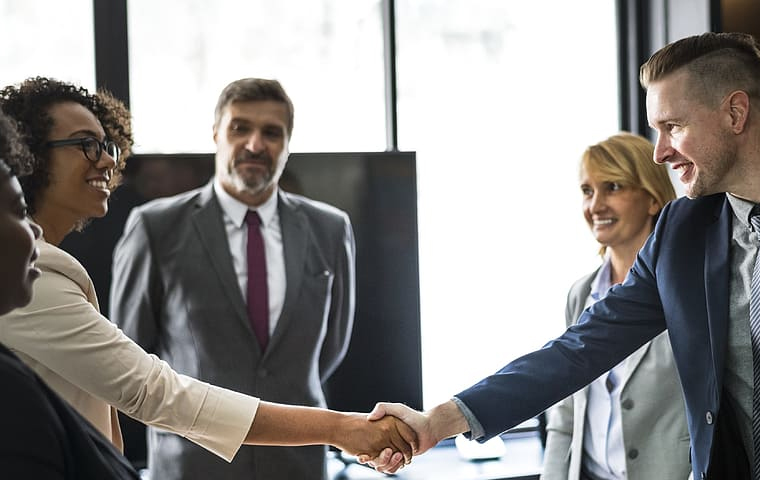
[0,77,414,469]
[0,110,139,479]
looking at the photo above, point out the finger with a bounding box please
[377,403,411,423]
[367,402,389,421]
[366,447,393,468]
[396,417,419,455]
[379,452,405,474]
[385,422,414,462]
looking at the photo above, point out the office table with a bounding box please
[328,432,543,480]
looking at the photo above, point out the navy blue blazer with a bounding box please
[457,193,734,479]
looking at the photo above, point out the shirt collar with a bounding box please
[213,178,279,228]
[726,192,756,230]
[589,255,613,301]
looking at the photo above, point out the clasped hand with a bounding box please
[354,402,438,474]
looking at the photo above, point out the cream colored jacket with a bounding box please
[541,269,690,480]
[0,239,258,462]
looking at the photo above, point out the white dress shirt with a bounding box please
[214,180,286,336]
[582,257,627,480]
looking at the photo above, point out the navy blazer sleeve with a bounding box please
[455,202,672,441]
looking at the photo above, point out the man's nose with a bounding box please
[246,132,265,152]
[653,133,673,165]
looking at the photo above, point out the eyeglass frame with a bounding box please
[45,137,121,164]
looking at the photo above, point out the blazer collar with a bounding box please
[704,195,733,386]
[266,191,310,351]
[192,182,250,334]
[585,260,654,389]
[212,179,279,228]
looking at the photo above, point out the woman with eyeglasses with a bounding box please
[0,77,415,469]
[0,110,140,479]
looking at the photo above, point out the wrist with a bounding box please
[428,400,469,442]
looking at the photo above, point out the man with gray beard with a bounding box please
[111,78,356,480]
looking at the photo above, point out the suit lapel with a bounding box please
[267,192,309,350]
[571,386,589,476]
[620,341,652,389]
[704,198,732,388]
[191,183,250,332]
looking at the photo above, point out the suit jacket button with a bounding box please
[705,411,714,424]
[627,449,638,459]
[621,399,634,410]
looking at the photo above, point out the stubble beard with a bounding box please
[684,146,735,199]
[229,166,273,198]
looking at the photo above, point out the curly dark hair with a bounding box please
[0,77,133,215]
[0,110,34,179]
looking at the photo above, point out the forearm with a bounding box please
[427,400,470,443]
[244,401,344,447]
[244,401,416,460]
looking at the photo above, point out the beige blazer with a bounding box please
[541,269,691,480]
[0,239,258,461]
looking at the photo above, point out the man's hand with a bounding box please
[369,403,439,454]
[333,413,417,465]
[358,400,470,474]
[357,403,436,473]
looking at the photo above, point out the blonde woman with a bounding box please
[541,133,689,480]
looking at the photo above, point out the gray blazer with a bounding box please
[541,269,691,480]
[110,182,355,480]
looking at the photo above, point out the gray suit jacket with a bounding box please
[541,269,691,480]
[110,182,356,480]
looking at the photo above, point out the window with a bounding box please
[14,0,622,414]
[396,0,620,407]
[0,0,96,90]
[127,0,386,153]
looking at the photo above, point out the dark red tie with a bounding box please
[245,211,269,351]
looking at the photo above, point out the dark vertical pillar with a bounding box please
[616,0,651,136]
[382,0,399,151]
[93,0,130,107]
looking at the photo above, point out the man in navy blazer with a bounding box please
[365,32,760,480]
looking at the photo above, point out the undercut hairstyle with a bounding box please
[213,78,294,137]
[581,132,677,256]
[0,110,34,178]
[640,32,760,106]
[0,77,133,215]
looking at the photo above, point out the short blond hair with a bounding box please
[580,132,676,256]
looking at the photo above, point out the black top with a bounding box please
[0,342,139,479]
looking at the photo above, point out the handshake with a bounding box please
[333,400,469,474]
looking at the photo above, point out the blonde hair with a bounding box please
[581,132,676,256]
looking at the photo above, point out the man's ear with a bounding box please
[727,90,750,134]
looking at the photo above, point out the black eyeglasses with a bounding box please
[45,137,120,164]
